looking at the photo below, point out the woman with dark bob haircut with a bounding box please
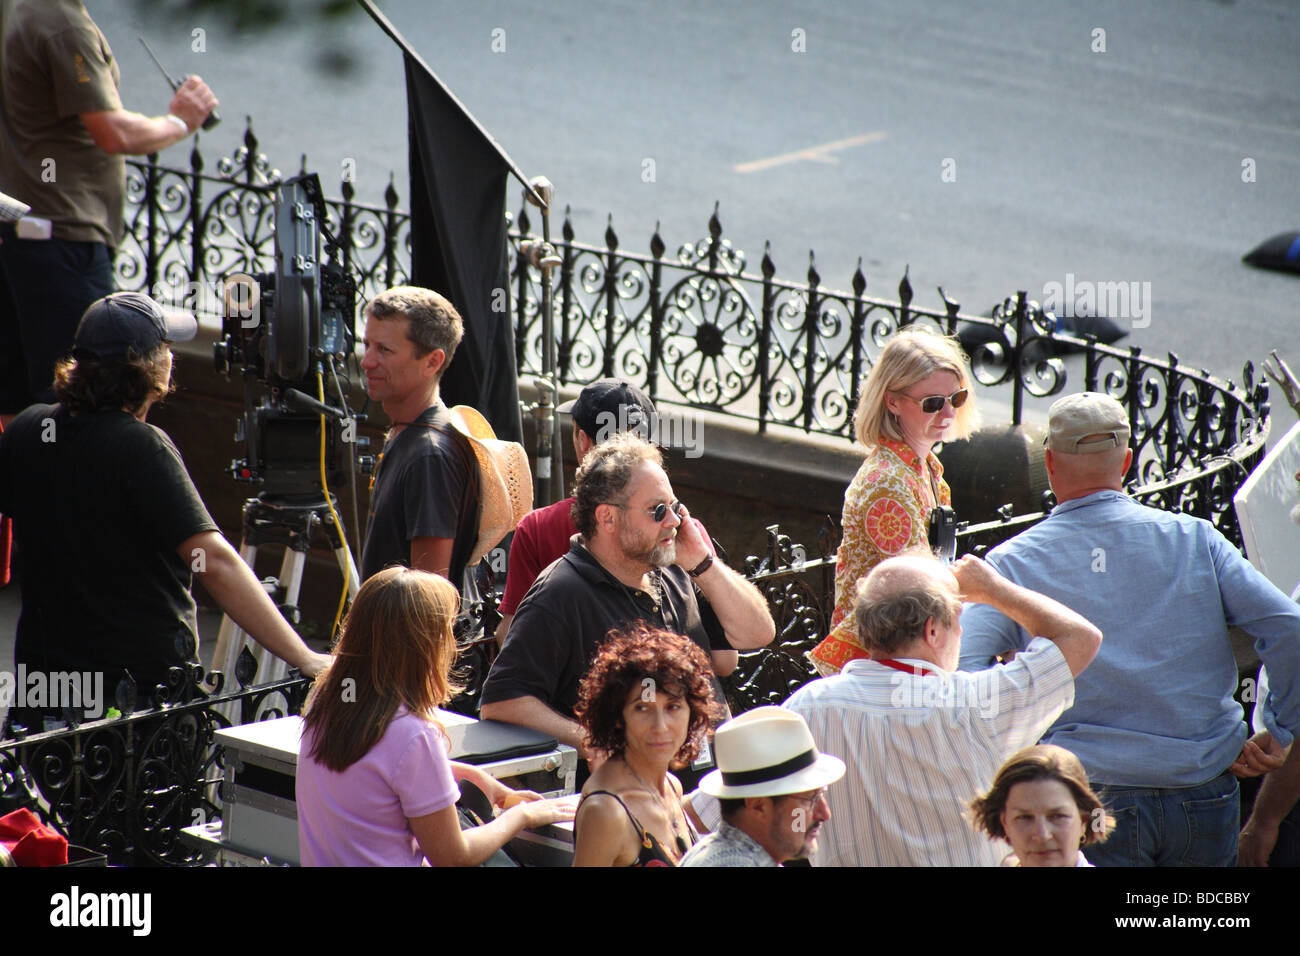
[297,567,573,866]
[970,744,1113,867]
[572,623,722,866]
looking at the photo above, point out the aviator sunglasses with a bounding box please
[605,499,683,523]
[898,388,969,414]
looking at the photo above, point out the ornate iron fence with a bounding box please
[0,655,308,866]
[118,122,412,318]
[38,119,1267,863]
[117,122,1269,543]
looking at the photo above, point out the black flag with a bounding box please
[403,55,523,442]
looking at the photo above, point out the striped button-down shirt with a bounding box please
[784,637,1074,866]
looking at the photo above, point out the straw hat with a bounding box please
[698,707,846,799]
[448,406,533,567]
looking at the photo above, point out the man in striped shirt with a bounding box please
[784,552,1101,866]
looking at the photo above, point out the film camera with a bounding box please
[213,173,367,498]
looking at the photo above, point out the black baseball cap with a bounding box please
[558,378,656,438]
[73,292,198,362]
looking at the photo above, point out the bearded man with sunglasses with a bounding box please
[480,433,774,774]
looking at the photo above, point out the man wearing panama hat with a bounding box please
[681,707,845,867]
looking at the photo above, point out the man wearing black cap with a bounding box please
[496,378,716,644]
[0,292,328,733]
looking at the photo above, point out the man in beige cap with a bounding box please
[960,392,1300,867]
[681,707,845,867]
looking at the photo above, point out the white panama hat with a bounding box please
[698,706,846,800]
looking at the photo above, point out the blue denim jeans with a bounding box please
[1084,771,1239,867]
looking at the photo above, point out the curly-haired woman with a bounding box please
[572,623,723,866]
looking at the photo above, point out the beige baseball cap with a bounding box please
[1046,392,1130,454]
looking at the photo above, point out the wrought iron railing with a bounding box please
[119,121,412,319]
[117,121,1269,545]
[0,656,308,866]
[32,119,1265,863]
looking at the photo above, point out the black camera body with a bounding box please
[214,173,360,499]
[928,504,958,563]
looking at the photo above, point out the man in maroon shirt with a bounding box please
[497,378,715,644]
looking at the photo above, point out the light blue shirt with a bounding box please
[958,490,1300,788]
[679,822,780,868]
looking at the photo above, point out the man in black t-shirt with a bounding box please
[0,292,328,734]
[359,286,476,583]
[480,433,776,760]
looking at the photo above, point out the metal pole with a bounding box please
[522,177,561,505]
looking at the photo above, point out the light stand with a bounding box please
[520,176,563,505]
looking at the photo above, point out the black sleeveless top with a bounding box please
[579,790,698,867]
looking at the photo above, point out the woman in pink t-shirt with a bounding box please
[297,567,573,866]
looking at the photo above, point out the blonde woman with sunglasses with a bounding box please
[811,329,980,676]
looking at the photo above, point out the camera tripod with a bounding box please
[210,494,359,689]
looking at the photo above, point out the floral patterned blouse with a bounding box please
[810,435,951,675]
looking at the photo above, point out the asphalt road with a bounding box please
[92,0,1300,435]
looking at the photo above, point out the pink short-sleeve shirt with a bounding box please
[297,708,460,866]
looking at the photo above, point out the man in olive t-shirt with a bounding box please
[0,0,217,415]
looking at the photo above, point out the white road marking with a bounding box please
[734,131,888,174]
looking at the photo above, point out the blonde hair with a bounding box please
[853,329,980,448]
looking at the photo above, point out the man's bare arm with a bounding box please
[410,536,454,580]
[692,562,774,650]
[952,555,1101,676]
[80,76,217,155]
[710,649,738,677]
[1240,740,1300,866]
[674,506,773,650]
[480,695,586,754]
[496,612,514,649]
[182,531,330,678]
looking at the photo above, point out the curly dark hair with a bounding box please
[574,623,721,767]
[52,345,174,414]
[570,432,662,538]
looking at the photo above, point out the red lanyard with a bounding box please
[874,658,939,677]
